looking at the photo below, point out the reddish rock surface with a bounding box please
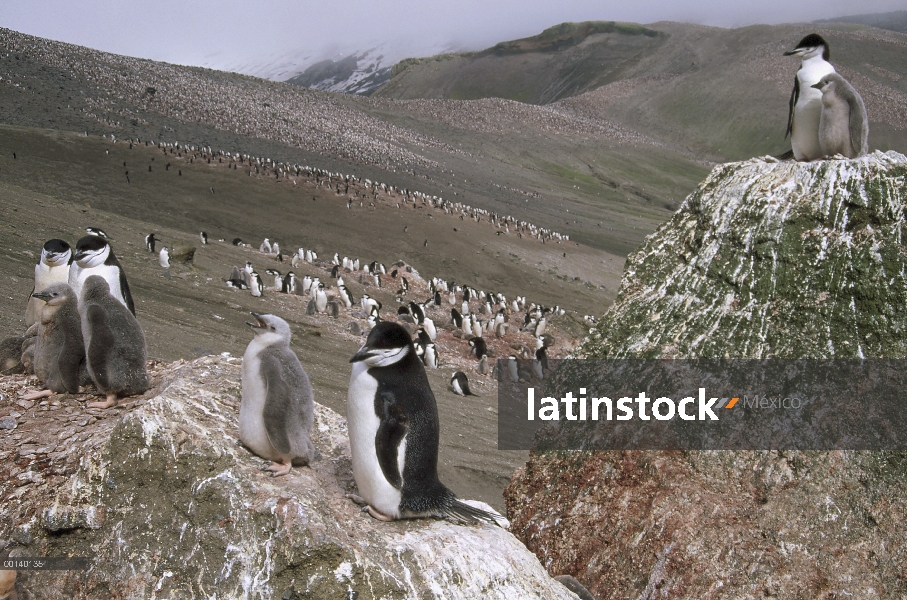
[506,450,907,599]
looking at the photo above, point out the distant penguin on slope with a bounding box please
[240,313,316,475]
[450,371,475,396]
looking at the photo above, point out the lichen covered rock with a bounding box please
[0,356,578,599]
[580,152,907,359]
[508,153,907,599]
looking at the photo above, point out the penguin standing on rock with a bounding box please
[79,275,148,408]
[783,33,836,161]
[69,235,135,315]
[26,239,73,327]
[21,283,88,399]
[240,313,315,475]
[812,73,869,158]
[347,322,504,525]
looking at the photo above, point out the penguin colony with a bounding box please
[8,31,870,532]
[103,135,574,246]
[12,216,563,529]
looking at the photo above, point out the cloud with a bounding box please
[1,0,904,76]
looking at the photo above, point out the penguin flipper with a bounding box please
[375,392,408,490]
[59,323,85,394]
[86,304,114,391]
[260,354,304,458]
[850,96,868,156]
[785,77,799,139]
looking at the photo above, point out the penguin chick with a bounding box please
[812,72,869,159]
[24,283,88,399]
[79,275,149,408]
[240,313,316,475]
[347,322,503,525]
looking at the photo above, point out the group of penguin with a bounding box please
[218,233,559,389]
[783,33,869,160]
[240,312,505,525]
[18,230,148,408]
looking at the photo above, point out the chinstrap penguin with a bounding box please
[26,239,73,327]
[783,33,836,161]
[346,322,502,525]
[812,73,869,158]
[23,283,88,399]
[69,235,136,315]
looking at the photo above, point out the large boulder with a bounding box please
[0,356,579,599]
[506,152,907,599]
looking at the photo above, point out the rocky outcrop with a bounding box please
[580,152,907,359]
[506,153,907,599]
[0,356,579,599]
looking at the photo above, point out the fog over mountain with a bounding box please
[1,0,905,86]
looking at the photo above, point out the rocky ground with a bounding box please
[506,153,907,599]
[0,356,583,599]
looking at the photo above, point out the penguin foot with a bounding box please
[20,389,53,401]
[345,493,367,506]
[264,461,291,476]
[87,394,118,409]
[365,506,394,522]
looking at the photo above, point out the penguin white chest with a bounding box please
[347,362,404,517]
[240,342,277,460]
[792,61,836,161]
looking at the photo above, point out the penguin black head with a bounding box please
[350,322,414,366]
[85,227,110,239]
[784,33,829,61]
[73,235,112,265]
[41,239,72,265]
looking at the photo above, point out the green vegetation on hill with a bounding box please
[491,21,661,54]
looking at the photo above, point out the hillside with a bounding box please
[374,21,907,161]
[376,21,665,104]
[0,26,709,257]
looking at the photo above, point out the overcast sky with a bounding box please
[1,1,903,78]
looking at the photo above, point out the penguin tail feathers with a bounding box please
[442,499,508,528]
[773,149,795,160]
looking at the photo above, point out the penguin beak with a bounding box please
[246,312,267,329]
[783,48,804,56]
[31,290,52,301]
[349,345,373,363]
[811,82,823,89]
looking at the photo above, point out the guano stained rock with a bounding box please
[0,356,578,599]
[507,152,907,600]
